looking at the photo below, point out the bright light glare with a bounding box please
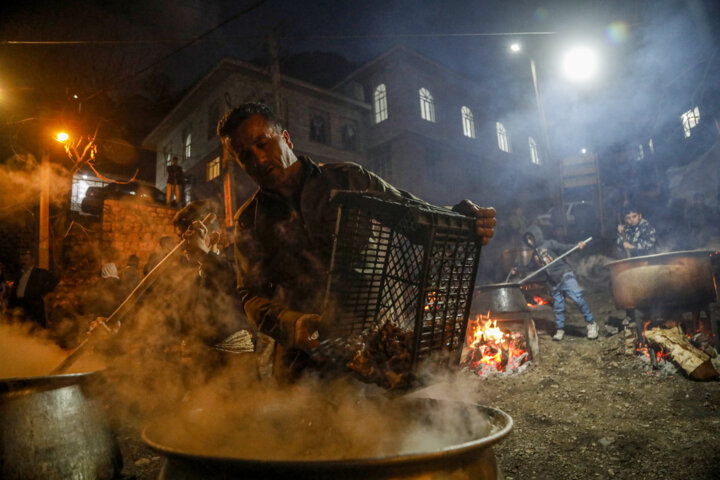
[56,132,70,143]
[581,148,588,154]
[562,47,598,81]
[510,43,521,53]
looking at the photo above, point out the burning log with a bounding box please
[644,326,719,380]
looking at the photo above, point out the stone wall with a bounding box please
[102,199,178,269]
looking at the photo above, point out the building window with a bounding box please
[373,84,388,124]
[164,147,172,166]
[183,129,192,160]
[207,156,221,181]
[461,106,475,138]
[637,144,645,161]
[648,138,654,154]
[529,137,541,165]
[70,174,106,212]
[681,106,700,138]
[309,111,329,144]
[368,145,392,180]
[341,122,357,151]
[208,103,220,139]
[496,122,510,152]
[419,88,435,122]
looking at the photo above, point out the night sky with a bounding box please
[1,0,719,158]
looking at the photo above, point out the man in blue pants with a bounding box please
[513,225,597,341]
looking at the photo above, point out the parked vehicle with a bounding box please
[81,181,165,215]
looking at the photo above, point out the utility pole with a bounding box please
[38,147,50,269]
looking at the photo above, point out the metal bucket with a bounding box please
[606,250,718,310]
[0,372,122,480]
[143,400,512,480]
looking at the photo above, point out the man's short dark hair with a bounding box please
[216,102,283,139]
[622,204,641,216]
[173,200,220,236]
[128,254,139,268]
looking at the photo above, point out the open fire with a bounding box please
[461,313,530,376]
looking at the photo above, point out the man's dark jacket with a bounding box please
[9,267,59,328]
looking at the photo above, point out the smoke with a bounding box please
[0,320,104,378]
[0,154,73,218]
[144,371,498,461]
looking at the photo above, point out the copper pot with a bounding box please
[606,250,718,310]
[0,372,122,480]
[143,400,513,480]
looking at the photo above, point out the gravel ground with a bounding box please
[112,283,720,480]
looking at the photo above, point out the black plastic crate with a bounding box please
[321,191,482,383]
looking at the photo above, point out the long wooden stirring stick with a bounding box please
[49,213,215,375]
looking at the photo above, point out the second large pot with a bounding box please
[0,372,122,480]
[606,250,718,310]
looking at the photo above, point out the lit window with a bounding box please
[184,130,192,160]
[207,157,221,181]
[164,147,172,166]
[496,122,510,152]
[648,139,654,154]
[637,144,644,161]
[419,88,435,122]
[373,84,388,124]
[529,137,541,164]
[681,106,700,138]
[461,106,475,138]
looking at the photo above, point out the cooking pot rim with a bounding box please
[605,249,715,268]
[0,371,102,394]
[141,402,513,468]
[476,282,523,289]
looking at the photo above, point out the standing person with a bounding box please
[82,263,124,318]
[166,156,184,206]
[512,225,597,341]
[215,102,496,381]
[143,236,175,276]
[616,205,657,258]
[119,254,141,297]
[616,204,659,327]
[8,249,59,329]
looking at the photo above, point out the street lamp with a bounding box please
[562,46,598,82]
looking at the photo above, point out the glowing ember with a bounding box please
[527,296,548,308]
[424,291,439,311]
[461,313,529,376]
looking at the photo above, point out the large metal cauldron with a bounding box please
[474,283,529,313]
[606,250,718,310]
[143,400,512,480]
[0,372,122,480]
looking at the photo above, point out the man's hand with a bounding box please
[453,200,496,245]
[183,217,219,261]
[293,313,322,350]
[578,241,586,249]
[617,224,625,234]
[622,241,634,250]
[87,316,120,336]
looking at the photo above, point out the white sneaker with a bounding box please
[553,329,565,341]
[587,322,598,340]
